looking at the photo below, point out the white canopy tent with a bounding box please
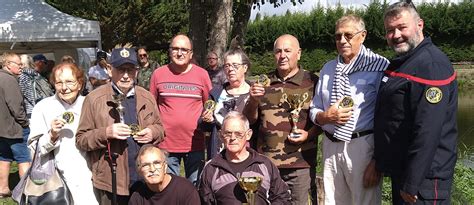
[0,0,100,66]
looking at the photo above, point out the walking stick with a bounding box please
[106,148,118,205]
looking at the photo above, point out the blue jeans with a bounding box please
[166,151,204,186]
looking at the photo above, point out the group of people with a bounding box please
[0,2,458,205]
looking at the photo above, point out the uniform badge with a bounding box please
[120,49,130,58]
[425,87,442,104]
[62,112,74,124]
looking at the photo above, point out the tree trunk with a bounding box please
[189,0,208,67]
[229,1,253,50]
[207,0,233,65]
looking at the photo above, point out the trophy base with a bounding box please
[289,132,302,138]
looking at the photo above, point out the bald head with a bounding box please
[170,34,193,50]
[273,34,301,78]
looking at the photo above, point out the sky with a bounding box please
[249,0,459,20]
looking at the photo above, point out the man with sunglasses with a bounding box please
[150,34,212,186]
[373,2,458,204]
[136,47,159,90]
[199,111,290,204]
[129,145,199,205]
[309,15,389,205]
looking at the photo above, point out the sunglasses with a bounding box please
[335,30,365,41]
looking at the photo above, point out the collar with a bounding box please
[111,83,135,97]
[269,67,305,86]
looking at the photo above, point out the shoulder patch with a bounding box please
[425,87,442,104]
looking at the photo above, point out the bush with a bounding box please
[246,1,474,63]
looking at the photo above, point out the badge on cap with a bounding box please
[120,49,130,58]
[425,87,442,104]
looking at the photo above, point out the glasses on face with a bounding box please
[224,63,244,71]
[335,30,365,41]
[8,61,23,67]
[221,130,248,140]
[55,80,77,88]
[170,47,192,55]
[140,160,164,171]
[138,54,148,58]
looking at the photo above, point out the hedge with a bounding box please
[245,1,473,74]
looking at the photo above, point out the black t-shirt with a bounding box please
[128,174,200,205]
[225,153,253,177]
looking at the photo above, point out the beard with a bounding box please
[391,30,422,56]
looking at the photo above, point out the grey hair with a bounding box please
[335,14,366,31]
[384,2,421,22]
[20,54,35,69]
[135,144,169,168]
[223,49,251,70]
[222,111,250,131]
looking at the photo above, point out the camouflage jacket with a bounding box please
[250,68,318,168]
[137,60,159,90]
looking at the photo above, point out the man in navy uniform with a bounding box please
[368,2,458,204]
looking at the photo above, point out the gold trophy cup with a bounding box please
[238,176,262,205]
[281,92,309,138]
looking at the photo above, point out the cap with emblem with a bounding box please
[109,48,138,68]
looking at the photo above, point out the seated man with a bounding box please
[199,111,291,204]
[129,145,200,205]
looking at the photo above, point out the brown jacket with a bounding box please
[76,84,164,195]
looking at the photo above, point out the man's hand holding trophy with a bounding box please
[281,92,309,138]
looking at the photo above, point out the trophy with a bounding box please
[339,96,354,108]
[248,74,271,87]
[112,94,139,136]
[204,100,216,112]
[238,176,262,205]
[281,92,309,138]
[62,112,74,124]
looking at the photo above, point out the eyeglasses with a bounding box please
[138,54,148,58]
[335,30,365,41]
[169,47,192,55]
[8,61,23,67]
[221,130,248,140]
[224,63,244,71]
[140,160,164,171]
[55,80,77,88]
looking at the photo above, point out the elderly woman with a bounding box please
[201,49,251,159]
[28,63,98,205]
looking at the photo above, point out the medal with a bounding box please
[339,96,354,108]
[62,112,74,124]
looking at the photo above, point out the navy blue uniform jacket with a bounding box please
[374,37,458,197]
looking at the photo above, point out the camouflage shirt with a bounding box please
[253,68,318,168]
[137,60,159,90]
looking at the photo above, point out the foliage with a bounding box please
[246,1,474,62]
[46,0,189,51]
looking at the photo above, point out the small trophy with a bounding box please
[339,96,354,108]
[204,100,216,112]
[238,176,262,205]
[281,92,309,138]
[112,94,126,123]
[62,112,74,124]
[112,94,140,136]
[248,74,271,87]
